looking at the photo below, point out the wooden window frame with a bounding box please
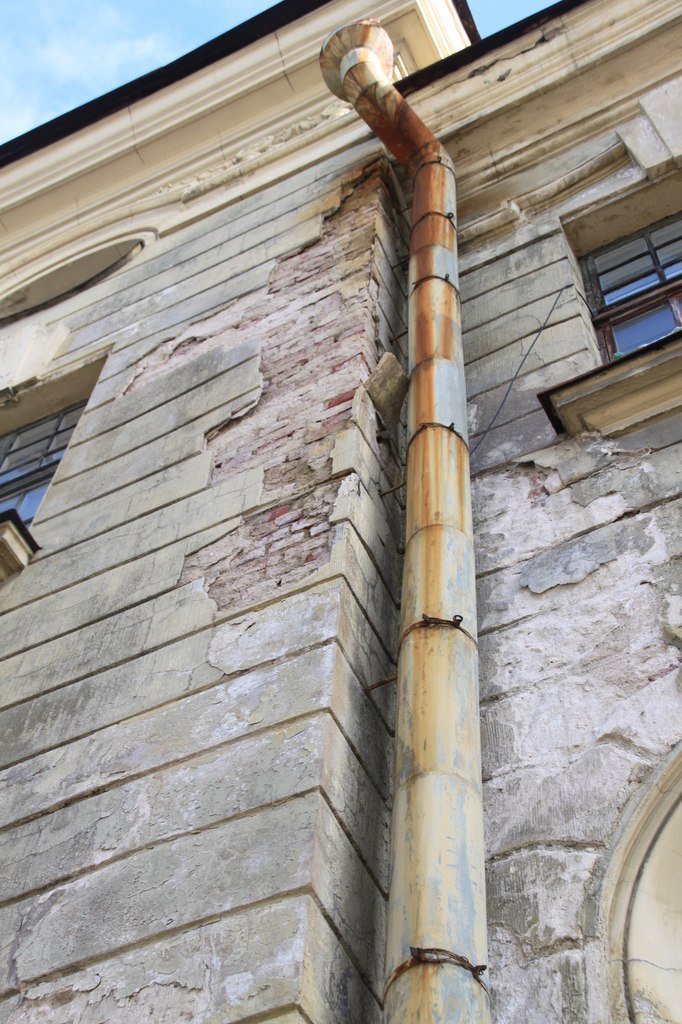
[582,211,682,361]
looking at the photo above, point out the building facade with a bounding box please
[0,1,679,1022]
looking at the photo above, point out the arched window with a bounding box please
[626,798,682,1023]
[602,747,682,1024]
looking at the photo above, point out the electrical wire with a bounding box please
[470,285,569,456]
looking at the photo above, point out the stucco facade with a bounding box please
[0,1,679,1022]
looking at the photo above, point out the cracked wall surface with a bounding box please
[0,156,408,1024]
[1,4,682,1022]
[461,228,681,1023]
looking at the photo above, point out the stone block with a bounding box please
[488,941,589,1024]
[464,285,580,365]
[32,451,212,550]
[74,337,261,445]
[460,232,568,301]
[87,262,273,408]
[0,630,219,768]
[483,744,649,858]
[0,535,192,660]
[487,848,598,956]
[0,713,388,903]
[479,532,675,703]
[0,643,390,829]
[640,76,682,164]
[471,408,558,474]
[210,611,392,795]
[43,384,259,518]
[0,897,379,1024]
[519,516,656,594]
[73,220,319,359]
[61,353,262,481]
[0,584,216,710]
[482,661,680,781]
[330,473,402,599]
[465,318,595,399]
[463,259,574,333]
[1,466,262,609]
[5,792,384,999]
[472,462,623,576]
[208,578,395,730]
[570,444,682,511]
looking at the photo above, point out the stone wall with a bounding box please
[0,157,409,1024]
[459,228,681,1022]
[1,3,681,1018]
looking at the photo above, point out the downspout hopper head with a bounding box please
[320,20,394,100]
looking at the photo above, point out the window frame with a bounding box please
[582,211,682,361]
[0,401,86,525]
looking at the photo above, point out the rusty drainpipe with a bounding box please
[320,21,490,1024]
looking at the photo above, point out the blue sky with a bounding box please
[0,0,548,145]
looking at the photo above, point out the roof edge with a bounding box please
[398,0,590,96]
[0,0,479,171]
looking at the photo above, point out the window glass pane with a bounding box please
[0,401,86,523]
[594,237,648,274]
[17,484,49,524]
[59,405,85,429]
[40,449,65,468]
[651,217,682,248]
[9,418,55,452]
[48,426,76,453]
[598,254,656,293]
[1,439,49,473]
[664,261,682,281]
[658,238,682,268]
[603,272,660,306]
[0,461,42,486]
[612,304,677,354]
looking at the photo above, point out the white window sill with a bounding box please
[0,511,39,581]
[539,333,682,436]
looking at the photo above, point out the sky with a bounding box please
[0,0,548,146]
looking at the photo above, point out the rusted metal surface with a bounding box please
[321,22,490,1024]
[406,429,472,538]
[386,947,489,996]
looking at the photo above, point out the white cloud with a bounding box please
[36,6,174,88]
[0,1,175,143]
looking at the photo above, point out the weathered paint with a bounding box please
[321,20,490,1024]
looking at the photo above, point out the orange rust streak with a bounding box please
[406,428,471,541]
[409,283,460,364]
[408,359,463,429]
[412,214,457,252]
[320,24,490,1021]
[412,162,456,221]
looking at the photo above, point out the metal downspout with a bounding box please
[320,23,490,1024]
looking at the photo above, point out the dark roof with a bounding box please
[0,0,478,170]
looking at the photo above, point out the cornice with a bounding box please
[0,0,460,216]
[420,0,681,158]
[1,0,681,291]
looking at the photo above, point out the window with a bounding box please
[0,240,143,322]
[582,211,682,359]
[0,402,86,524]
